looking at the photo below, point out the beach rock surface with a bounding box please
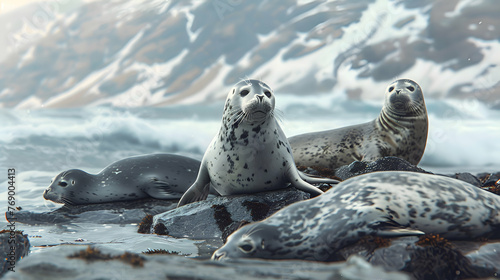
[5,245,411,280]
[0,230,30,277]
[333,156,430,180]
[152,188,311,242]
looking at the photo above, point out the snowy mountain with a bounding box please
[1,0,499,109]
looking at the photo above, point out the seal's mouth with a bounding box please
[251,110,268,119]
[389,94,411,111]
[42,188,64,204]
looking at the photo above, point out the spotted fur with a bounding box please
[177,79,337,207]
[213,171,500,261]
[289,79,428,169]
[42,154,200,205]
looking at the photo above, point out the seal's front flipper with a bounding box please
[177,164,211,207]
[298,171,340,185]
[369,220,425,237]
[177,183,210,207]
[144,180,183,199]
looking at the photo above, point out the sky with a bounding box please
[0,0,40,13]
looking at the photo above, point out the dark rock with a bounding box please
[444,173,482,188]
[334,157,431,181]
[152,188,311,241]
[466,242,500,274]
[477,172,500,187]
[339,235,498,280]
[0,230,30,277]
[7,245,410,280]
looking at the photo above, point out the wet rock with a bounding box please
[152,188,310,241]
[6,245,410,280]
[334,157,430,181]
[444,173,482,188]
[339,235,498,280]
[0,230,30,277]
[477,172,500,187]
[466,242,500,274]
[9,198,179,225]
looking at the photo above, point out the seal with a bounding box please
[43,153,202,205]
[289,79,428,170]
[212,171,500,261]
[177,79,338,207]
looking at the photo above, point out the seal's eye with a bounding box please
[407,86,415,92]
[59,181,68,187]
[238,243,254,253]
[264,91,271,98]
[388,86,394,92]
[240,90,249,97]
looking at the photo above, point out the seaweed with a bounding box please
[68,246,145,267]
[137,214,153,234]
[142,249,190,256]
[153,223,169,236]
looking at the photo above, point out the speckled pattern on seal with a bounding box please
[289,79,428,170]
[212,171,500,262]
[177,79,338,207]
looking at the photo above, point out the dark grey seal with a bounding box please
[43,154,201,205]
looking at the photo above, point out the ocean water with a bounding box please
[1,95,500,257]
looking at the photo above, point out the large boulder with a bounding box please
[151,188,311,241]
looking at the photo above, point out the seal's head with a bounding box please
[212,223,282,261]
[224,79,275,125]
[43,169,90,205]
[384,79,425,116]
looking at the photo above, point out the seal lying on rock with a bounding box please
[213,171,500,261]
[43,154,201,205]
[178,79,338,207]
[289,79,428,169]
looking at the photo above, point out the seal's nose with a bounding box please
[42,188,49,199]
[396,89,401,94]
[211,251,226,261]
[257,95,264,102]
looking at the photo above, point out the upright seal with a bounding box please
[213,171,500,261]
[289,79,428,169]
[43,153,201,205]
[178,79,338,207]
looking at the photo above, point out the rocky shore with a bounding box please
[2,157,499,280]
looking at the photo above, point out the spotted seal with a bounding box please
[43,154,202,205]
[289,79,428,169]
[177,79,338,207]
[213,171,500,261]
